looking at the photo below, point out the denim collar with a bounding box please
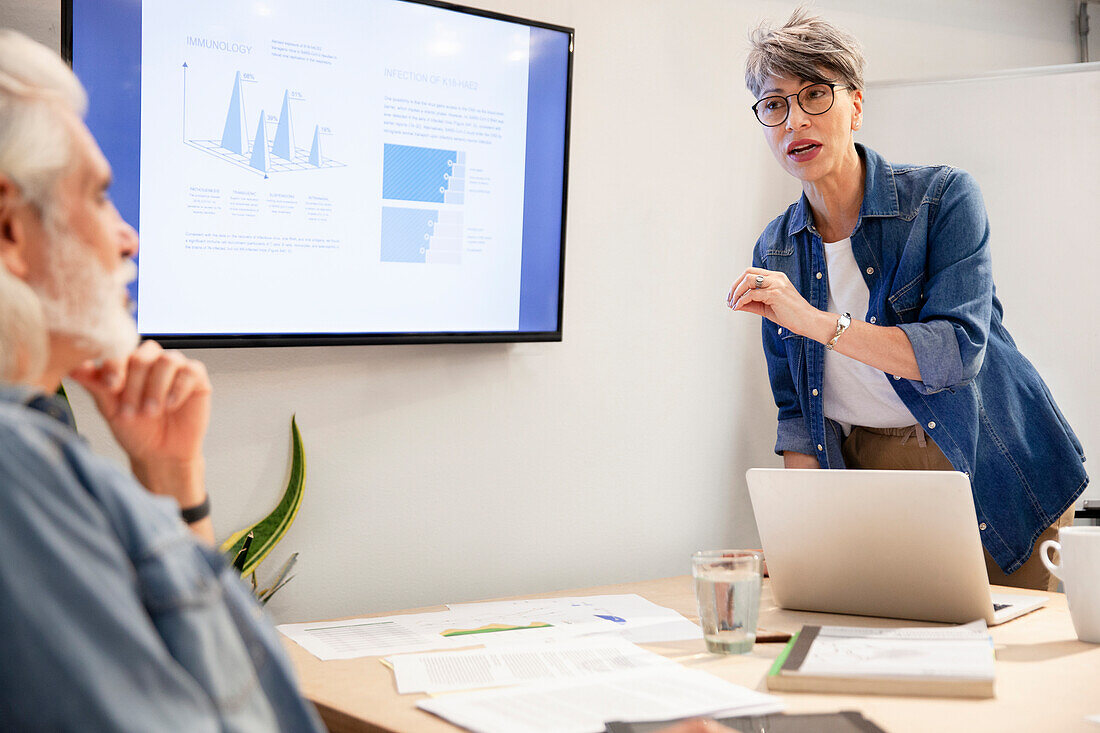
[785,143,901,237]
[0,382,77,430]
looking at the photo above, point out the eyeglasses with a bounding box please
[751,82,848,127]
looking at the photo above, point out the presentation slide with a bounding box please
[138,0,532,334]
[71,0,570,339]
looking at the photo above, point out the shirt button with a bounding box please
[979,522,987,531]
[927,421,936,429]
[866,267,874,275]
[869,316,876,324]
[777,327,783,335]
[816,272,822,279]
[817,444,824,452]
[893,375,901,380]
[812,389,819,396]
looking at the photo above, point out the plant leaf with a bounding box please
[221,526,253,554]
[231,531,254,571]
[258,574,296,604]
[219,415,305,576]
[258,577,294,605]
[258,552,299,597]
[55,383,77,432]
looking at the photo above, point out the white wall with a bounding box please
[4,0,1083,623]
[1,1,59,49]
[860,64,1100,501]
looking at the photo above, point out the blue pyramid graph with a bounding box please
[309,125,323,166]
[249,110,270,172]
[272,91,295,161]
[220,71,249,154]
[187,72,344,176]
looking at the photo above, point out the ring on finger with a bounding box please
[754,275,766,289]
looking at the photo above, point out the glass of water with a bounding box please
[691,550,763,654]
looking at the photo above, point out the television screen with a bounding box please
[65,0,572,346]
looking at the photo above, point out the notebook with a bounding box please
[765,621,995,698]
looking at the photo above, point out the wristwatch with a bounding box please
[180,495,211,524]
[825,312,852,351]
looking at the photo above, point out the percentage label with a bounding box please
[242,73,256,81]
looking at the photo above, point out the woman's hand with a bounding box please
[728,268,923,380]
[727,267,827,339]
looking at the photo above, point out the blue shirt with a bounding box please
[0,384,325,732]
[754,144,1088,573]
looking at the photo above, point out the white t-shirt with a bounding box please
[822,237,915,430]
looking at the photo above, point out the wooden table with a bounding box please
[283,577,1100,733]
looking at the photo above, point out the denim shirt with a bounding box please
[0,384,325,732]
[754,144,1088,573]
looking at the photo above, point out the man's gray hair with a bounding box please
[0,29,87,211]
[0,30,87,382]
[744,6,865,99]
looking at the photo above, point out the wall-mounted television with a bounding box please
[63,0,572,347]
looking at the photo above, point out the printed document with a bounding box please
[277,611,466,659]
[388,637,676,694]
[444,594,701,645]
[417,666,784,733]
[280,594,701,660]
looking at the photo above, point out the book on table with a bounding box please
[766,620,995,699]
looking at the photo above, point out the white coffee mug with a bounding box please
[1040,526,1100,644]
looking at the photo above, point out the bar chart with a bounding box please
[380,207,464,264]
[382,144,466,204]
[381,143,467,264]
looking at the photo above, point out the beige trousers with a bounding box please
[841,425,1074,592]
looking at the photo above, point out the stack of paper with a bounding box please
[278,594,702,661]
[417,665,784,733]
[388,637,678,694]
[281,593,784,732]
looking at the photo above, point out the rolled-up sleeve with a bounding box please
[754,246,815,456]
[775,415,815,456]
[897,169,993,394]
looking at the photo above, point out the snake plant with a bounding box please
[220,415,306,604]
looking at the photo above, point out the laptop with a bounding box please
[746,468,1046,625]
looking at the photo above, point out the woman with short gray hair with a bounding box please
[728,7,1086,590]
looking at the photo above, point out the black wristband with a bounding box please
[180,495,211,524]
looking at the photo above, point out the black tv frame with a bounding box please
[61,0,573,348]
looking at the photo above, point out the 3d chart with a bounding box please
[184,68,345,177]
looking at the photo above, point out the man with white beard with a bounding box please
[0,30,325,730]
